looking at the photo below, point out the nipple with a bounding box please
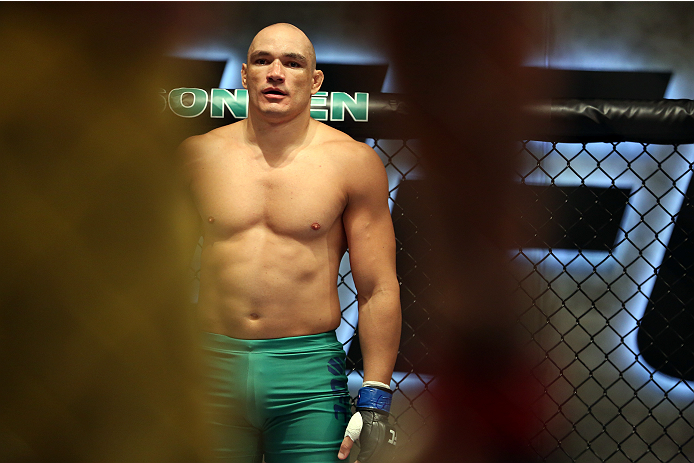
[208,216,215,224]
[311,222,321,230]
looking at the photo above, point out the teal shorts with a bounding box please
[202,331,351,463]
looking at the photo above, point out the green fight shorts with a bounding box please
[202,331,351,463]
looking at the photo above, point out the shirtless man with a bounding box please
[179,23,401,463]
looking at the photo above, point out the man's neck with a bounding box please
[244,109,315,160]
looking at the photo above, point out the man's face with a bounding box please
[242,24,323,122]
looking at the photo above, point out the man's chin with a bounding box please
[258,105,299,121]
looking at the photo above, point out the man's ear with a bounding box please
[241,63,248,89]
[311,69,324,95]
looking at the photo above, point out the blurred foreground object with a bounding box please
[382,3,544,463]
[0,4,212,462]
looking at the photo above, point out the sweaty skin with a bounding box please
[179,23,401,462]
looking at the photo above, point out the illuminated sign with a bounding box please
[163,88,369,122]
[309,91,368,122]
[521,141,694,398]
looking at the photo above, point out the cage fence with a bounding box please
[515,139,694,463]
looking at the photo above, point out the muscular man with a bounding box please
[179,23,401,463]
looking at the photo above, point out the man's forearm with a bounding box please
[357,289,402,385]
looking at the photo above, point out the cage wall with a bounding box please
[516,140,694,462]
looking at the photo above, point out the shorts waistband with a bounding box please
[202,331,342,353]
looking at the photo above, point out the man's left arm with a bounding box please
[343,144,401,385]
[338,143,401,462]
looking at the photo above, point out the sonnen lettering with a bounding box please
[163,88,369,122]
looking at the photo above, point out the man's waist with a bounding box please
[196,299,342,340]
[201,329,342,353]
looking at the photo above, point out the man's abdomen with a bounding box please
[197,237,343,339]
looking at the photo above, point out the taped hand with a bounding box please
[337,382,397,463]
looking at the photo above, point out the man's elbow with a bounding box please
[357,284,401,308]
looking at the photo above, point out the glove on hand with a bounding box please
[344,382,397,462]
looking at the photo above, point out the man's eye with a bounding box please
[255,59,268,65]
[288,62,301,68]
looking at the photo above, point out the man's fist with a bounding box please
[337,383,397,462]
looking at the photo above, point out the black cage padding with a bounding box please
[522,99,694,144]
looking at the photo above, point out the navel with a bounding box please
[249,313,259,320]
[311,222,321,230]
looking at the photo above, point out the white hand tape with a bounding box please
[344,411,363,442]
[362,380,391,390]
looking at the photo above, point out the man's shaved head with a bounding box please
[241,22,324,121]
[247,23,317,70]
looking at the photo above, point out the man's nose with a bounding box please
[267,59,285,82]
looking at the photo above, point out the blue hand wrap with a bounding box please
[356,386,392,414]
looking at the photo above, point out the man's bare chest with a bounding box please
[191,152,347,238]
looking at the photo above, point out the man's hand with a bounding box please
[338,411,362,461]
[337,383,397,462]
[338,434,356,461]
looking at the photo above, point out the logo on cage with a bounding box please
[162,88,369,122]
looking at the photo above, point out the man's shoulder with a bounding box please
[314,122,375,159]
[312,123,386,185]
[178,122,244,157]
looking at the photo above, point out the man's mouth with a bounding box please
[262,88,287,97]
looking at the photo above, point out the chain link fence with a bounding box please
[515,139,694,463]
[355,103,694,461]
